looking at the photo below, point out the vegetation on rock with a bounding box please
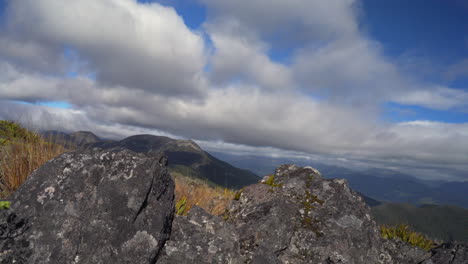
[262,174,283,187]
[380,224,435,251]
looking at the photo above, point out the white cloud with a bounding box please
[393,86,468,110]
[3,0,208,97]
[206,20,294,90]
[292,36,402,103]
[201,0,359,42]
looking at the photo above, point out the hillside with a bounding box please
[42,132,259,189]
[372,203,468,242]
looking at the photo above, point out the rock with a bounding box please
[162,164,431,264]
[226,164,398,263]
[421,242,468,264]
[0,148,174,264]
[158,206,242,264]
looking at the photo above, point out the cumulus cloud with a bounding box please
[3,0,207,97]
[206,20,293,90]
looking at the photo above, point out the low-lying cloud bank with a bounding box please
[0,0,467,181]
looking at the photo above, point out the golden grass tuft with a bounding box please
[172,171,235,216]
[380,224,435,251]
[0,121,68,198]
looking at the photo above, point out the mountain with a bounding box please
[42,130,104,148]
[42,132,259,189]
[372,203,468,242]
[210,152,468,208]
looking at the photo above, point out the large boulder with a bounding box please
[161,164,430,264]
[0,148,174,264]
[226,164,429,263]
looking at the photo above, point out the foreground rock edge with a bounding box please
[0,148,174,264]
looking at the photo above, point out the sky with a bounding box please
[0,0,467,181]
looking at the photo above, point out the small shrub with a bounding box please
[380,224,435,251]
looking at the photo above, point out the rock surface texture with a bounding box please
[0,148,174,264]
[421,242,468,264]
[158,164,435,264]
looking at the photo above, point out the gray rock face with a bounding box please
[162,165,436,264]
[0,148,174,264]
[158,206,242,264]
[227,164,428,263]
[421,242,468,264]
[160,164,431,264]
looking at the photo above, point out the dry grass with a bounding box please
[380,224,435,251]
[172,171,236,216]
[0,121,67,198]
[0,121,236,216]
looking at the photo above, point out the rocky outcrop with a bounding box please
[1,150,466,264]
[159,164,431,264]
[421,242,468,264]
[0,148,174,264]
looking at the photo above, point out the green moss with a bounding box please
[302,190,324,210]
[305,174,314,188]
[234,188,244,200]
[222,209,232,221]
[380,224,435,251]
[262,175,283,188]
[300,190,324,237]
[0,201,10,210]
[302,216,323,237]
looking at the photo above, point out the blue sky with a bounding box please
[362,0,468,123]
[0,0,467,181]
[20,0,468,123]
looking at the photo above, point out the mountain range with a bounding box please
[210,152,468,209]
[41,131,259,189]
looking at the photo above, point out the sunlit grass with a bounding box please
[380,224,435,251]
[0,121,68,198]
[172,171,235,216]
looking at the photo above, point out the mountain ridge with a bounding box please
[41,131,259,189]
